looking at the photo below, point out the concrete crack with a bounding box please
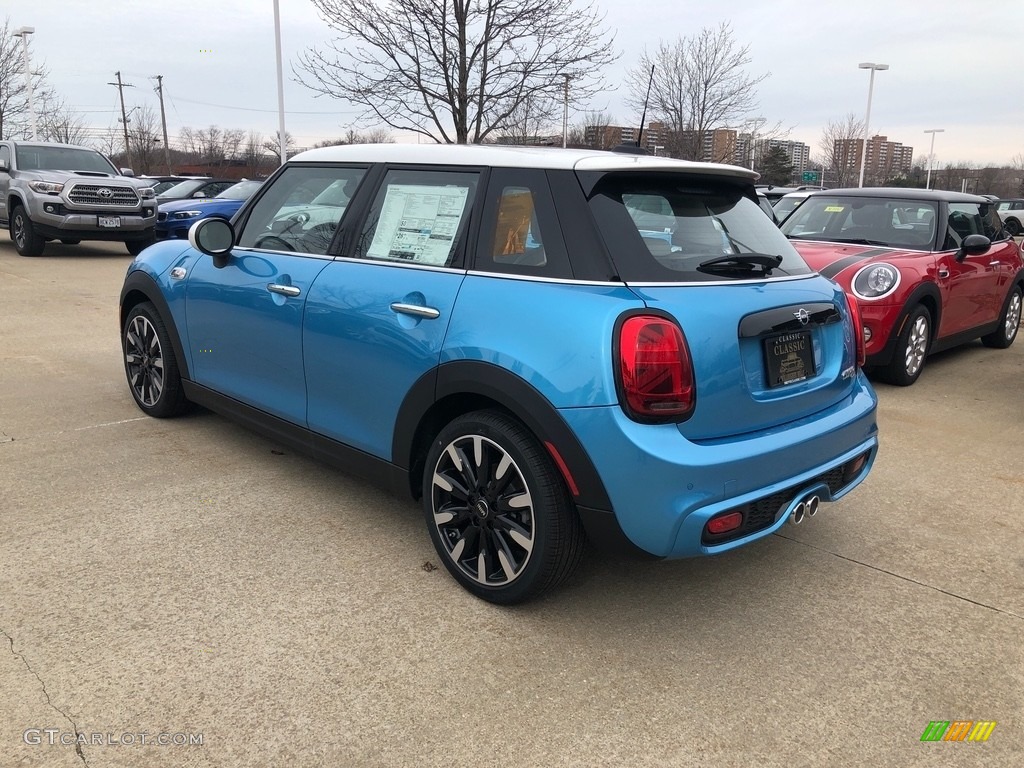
[1,627,87,765]
[775,533,1024,621]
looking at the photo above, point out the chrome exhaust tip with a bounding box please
[791,501,806,525]
[806,495,821,517]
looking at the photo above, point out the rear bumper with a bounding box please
[559,376,879,558]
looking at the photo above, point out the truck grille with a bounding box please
[68,184,140,207]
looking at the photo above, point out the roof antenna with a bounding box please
[637,64,655,148]
[612,64,655,155]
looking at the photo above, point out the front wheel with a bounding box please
[11,206,45,257]
[981,285,1022,349]
[422,411,584,604]
[122,302,190,417]
[1004,219,1021,237]
[881,305,931,386]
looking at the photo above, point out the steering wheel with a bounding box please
[253,234,295,252]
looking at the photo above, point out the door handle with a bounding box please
[390,302,440,319]
[267,283,301,297]
[988,261,1001,266]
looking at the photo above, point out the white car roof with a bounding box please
[290,143,757,180]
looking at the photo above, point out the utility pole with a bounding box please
[108,71,135,169]
[153,75,172,175]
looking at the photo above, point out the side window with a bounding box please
[354,169,478,267]
[238,165,367,255]
[979,203,1008,241]
[945,203,984,249]
[0,145,10,170]
[477,169,572,278]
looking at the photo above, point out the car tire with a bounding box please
[10,206,45,257]
[122,302,191,418]
[422,410,585,604]
[1004,219,1021,237]
[981,285,1022,349]
[59,239,81,245]
[126,235,156,256]
[881,305,931,386]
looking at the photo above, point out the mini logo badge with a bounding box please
[794,308,810,325]
[97,187,114,198]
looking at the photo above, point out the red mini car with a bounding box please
[780,188,1023,385]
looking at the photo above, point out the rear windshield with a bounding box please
[586,173,812,282]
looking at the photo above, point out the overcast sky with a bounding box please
[4,0,1022,166]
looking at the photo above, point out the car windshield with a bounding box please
[158,180,207,198]
[772,195,808,222]
[216,180,261,200]
[782,196,938,249]
[15,145,118,174]
[586,174,812,282]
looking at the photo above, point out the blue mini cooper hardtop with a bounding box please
[120,144,878,603]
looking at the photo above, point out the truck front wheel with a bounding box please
[11,206,45,257]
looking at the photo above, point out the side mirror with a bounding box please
[120,168,135,177]
[0,162,8,174]
[189,217,235,266]
[958,233,991,260]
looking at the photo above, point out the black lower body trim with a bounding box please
[181,381,410,498]
[576,505,661,560]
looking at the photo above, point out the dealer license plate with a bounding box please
[764,330,815,387]
[98,216,121,228]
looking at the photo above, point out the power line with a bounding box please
[166,94,360,115]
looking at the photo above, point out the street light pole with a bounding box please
[12,27,36,141]
[273,0,288,165]
[923,128,944,190]
[857,62,888,188]
[561,74,570,149]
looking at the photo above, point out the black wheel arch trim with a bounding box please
[866,282,942,368]
[393,360,614,515]
[119,271,192,380]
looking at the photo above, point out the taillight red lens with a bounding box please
[706,511,743,536]
[618,315,695,421]
[844,292,866,368]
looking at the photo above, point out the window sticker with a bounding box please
[824,205,846,213]
[367,184,469,265]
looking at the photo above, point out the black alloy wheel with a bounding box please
[123,302,190,417]
[423,411,584,604]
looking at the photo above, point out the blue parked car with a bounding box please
[119,144,878,604]
[155,179,263,240]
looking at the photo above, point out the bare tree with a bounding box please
[0,17,52,139]
[243,130,266,176]
[296,0,617,144]
[565,110,613,148]
[126,104,162,174]
[37,94,90,145]
[627,24,769,161]
[495,92,559,144]
[262,130,295,165]
[818,113,865,188]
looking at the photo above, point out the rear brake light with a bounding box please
[844,293,866,367]
[617,315,695,421]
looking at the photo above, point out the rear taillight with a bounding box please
[844,292,866,368]
[617,315,695,421]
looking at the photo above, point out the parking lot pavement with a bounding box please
[1,235,1022,768]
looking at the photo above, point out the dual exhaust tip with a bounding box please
[789,494,820,525]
